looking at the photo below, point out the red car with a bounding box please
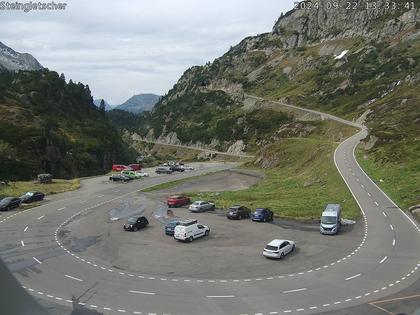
[112,164,128,172]
[167,195,190,208]
[128,164,142,171]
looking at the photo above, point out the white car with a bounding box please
[189,201,215,212]
[263,239,295,259]
[135,170,149,177]
[174,219,210,242]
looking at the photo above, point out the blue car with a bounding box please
[165,219,182,235]
[251,208,274,222]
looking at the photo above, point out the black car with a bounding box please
[109,174,131,182]
[0,197,21,211]
[19,191,45,203]
[123,216,149,231]
[169,165,184,172]
[226,205,251,220]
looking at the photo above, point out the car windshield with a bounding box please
[255,209,265,214]
[127,218,138,224]
[321,216,337,224]
[0,198,12,204]
[265,245,278,251]
[229,208,238,212]
[192,201,201,205]
[25,192,34,196]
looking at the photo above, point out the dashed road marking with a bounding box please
[345,273,361,281]
[24,226,29,232]
[374,201,379,206]
[283,288,307,294]
[37,215,45,220]
[20,240,25,247]
[57,207,66,211]
[382,212,387,217]
[129,290,155,295]
[33,257,42,264]
[206,295,235,298]
[392,239,396,246]
[390,224,394,231]
[64,274,83,282]
[379,256,388,264]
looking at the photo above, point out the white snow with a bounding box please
[334,50,349,60]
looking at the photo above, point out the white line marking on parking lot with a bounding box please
[57,207,66,211]
[64,274,83,282]
[37,215,45,220]
[24,226,29,232]
[206,295,235,298]
[361,184,364,188]
[382,212,387,217]
[283,288,307,294]
[33,257,42,264]
[374,201,379,206]
[129,290,155,295]
[367,192,371,197]
[20,240,25,246]
[345,273,361,281]
[392,239,396,246]
[390,224,394,231]
[379,256,388,264]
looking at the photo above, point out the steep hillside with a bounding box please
[0,69,133,180]
[115,93,160,113]
[124,0,419,214]
[0,41,43,71]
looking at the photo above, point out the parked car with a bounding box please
[174,219,210,242]
[135,170,149,177]
[112,164,128,172]
[189,200,215,212]
[123,216,149,231]
[109,174,131,182]
[226,205,251,220]
[252,208,274,222]
[169,165,184,172]
[19,191,45,203]
[263,239,295,259]
[128,163,141,171]
[165,219,182,236]
[167,195,190,207]
[121,170,141,179]
[0,197,21,211]
[155,167,173,174]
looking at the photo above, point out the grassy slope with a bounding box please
[161,121,359,220]
[0,179,80,199]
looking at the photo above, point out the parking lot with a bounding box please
[59,170,363,279]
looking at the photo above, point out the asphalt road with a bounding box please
[0,130,419,315]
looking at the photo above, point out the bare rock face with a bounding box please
[0,41,43,71]
[227,140,246,156]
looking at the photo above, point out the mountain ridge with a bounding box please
[0,41,43,71]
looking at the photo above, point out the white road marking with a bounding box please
[374,201,379,206]
[129,290,155,295]
[24,226,29,232]
[33,257,42,264]
[37,215,45,220]
[379,256,388,264]
[206,295,235,298]
[382,212,387,217]
[117,310,126,313]
[390,224,394,231]
[103,307,112,311]
[64,274,83,282]
[345,273,361,281]
[367,192,371,197]
[21,240,25,246]
[57,207,66,211]
[283,288,307,294]
[392,239,396,246]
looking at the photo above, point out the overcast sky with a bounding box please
[1,0,295,104]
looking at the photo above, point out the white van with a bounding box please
[174,219,210,242]
[320,204,341,235]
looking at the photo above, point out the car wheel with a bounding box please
[280,252,285,259]
[292,244,295,251]
[205,230,209,236]
[211,205,215,211]
[189,236,193,242]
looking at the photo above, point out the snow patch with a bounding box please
[334,50,348,60]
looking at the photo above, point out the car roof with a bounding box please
[255,207,268,211]
[267,239,290,247]
[229,205,242,209]
[323,204,341,215]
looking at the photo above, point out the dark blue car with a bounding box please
[251,208,274,222]
[165,219,182,235]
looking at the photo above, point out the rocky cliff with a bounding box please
[0,41,43,71]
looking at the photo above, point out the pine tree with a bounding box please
[99,99,106,114]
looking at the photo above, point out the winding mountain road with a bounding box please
[0,101,419,315]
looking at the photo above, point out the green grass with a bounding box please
[0,179,80,199]
[184,137,360,221]
[356,146,420,211]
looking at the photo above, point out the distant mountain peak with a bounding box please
[0,41,43,71]
[93,99,113,111]
[114,93,160,114]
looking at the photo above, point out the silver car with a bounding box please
[188,200,215,212]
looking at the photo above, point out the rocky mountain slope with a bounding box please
[114,93,160,113]
[93,99,113,111]
[0,69,133,180]
[0,41,43,71]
